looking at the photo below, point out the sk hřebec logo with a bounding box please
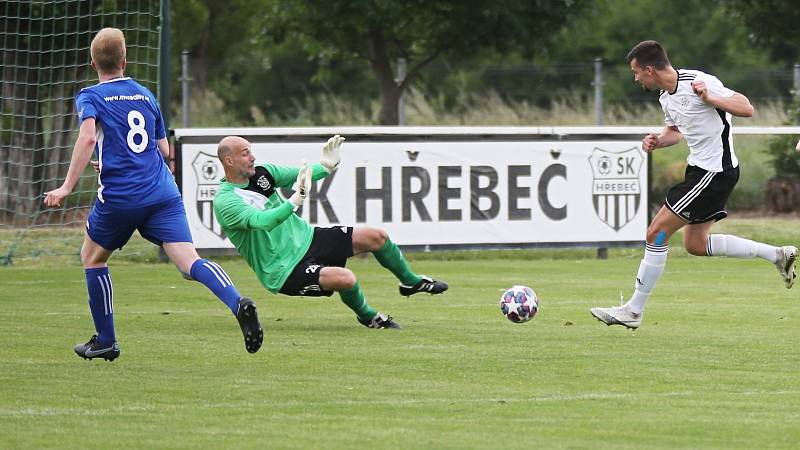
[191,152,225,238]
[588,147,645,231]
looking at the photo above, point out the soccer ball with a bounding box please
[499,285,538,323]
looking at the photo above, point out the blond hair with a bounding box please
[90,28,126,73]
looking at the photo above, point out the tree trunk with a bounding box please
[3,47,45,225]
[0,73,12,223]
[10,85,46,223]
[0,23,17,224]
[378,86,402,126]
[191,1,228,95]
[192,25,210,93]
[366,29,402,125]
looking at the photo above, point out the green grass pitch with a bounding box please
[1,221,799,449]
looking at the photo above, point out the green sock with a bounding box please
[373,238,422,285]
[339,282,377,322]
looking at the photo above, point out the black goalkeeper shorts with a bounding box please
[279,226,354,297]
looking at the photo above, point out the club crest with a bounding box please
[191,152,225,238]
[588,147,645,231]
[256,175,271,190]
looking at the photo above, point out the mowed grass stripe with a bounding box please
[1,248,799,449]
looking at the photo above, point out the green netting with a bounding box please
[0,0,161,264]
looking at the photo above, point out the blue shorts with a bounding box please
[86,196,193,250]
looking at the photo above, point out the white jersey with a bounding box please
[658,69,737,172]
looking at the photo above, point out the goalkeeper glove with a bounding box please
[289,160,312,209]
[320,134,345,173]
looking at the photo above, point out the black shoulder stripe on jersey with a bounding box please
[246,166,277,198]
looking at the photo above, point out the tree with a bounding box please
[532,0,786,106]
[723,0,800,64]
[266,0,587,125]
[172,0,271,95]
[722,1,800,211]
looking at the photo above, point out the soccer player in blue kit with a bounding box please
[44,28,262,360]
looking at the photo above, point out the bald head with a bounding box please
[218,136,250,160]
[91,28,126,74]
[218,136,255,183]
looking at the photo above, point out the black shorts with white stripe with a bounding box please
[665,165,739,224]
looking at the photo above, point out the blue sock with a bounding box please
[190,259,241,315]
[85,267,116,347]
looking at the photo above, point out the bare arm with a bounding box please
[705,92,754,117]
[157,137,175,173]
[692,80,754,117]
[157,137,169,158]
[44,119,97,207]
[642,126,683,153]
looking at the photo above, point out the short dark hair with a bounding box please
[626,40,671,70]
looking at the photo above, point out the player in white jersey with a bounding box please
[590,40,797,329]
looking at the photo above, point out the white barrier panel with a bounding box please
[179,138,648,249]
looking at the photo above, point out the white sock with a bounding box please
[706,234,778,263]
[625,243,668,314]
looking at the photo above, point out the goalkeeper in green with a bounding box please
[213,135,448,329]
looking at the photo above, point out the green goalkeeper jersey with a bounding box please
[213,162,330,293]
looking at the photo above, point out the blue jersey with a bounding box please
[76,77,179,206]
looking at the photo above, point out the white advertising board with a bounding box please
[178,135,647,250]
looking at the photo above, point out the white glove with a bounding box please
[289,160,312,209]
[320,134,345,173]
